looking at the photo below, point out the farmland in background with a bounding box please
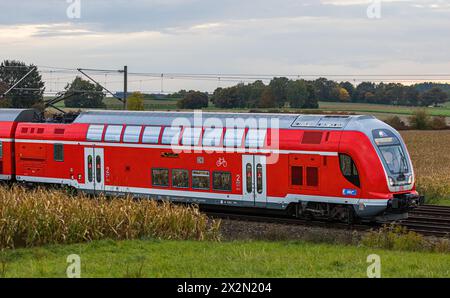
[401,131,450,205]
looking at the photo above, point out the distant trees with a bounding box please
[64,76,106,108]
[212,78,318,109]
[127,92,145,110]
[286,80,318,108]
[167,89,188,99]
[419,87,448,107]
[268,77,289,107]
[177,90,209,109]
[258,88,276,108]
[0,60,44,109]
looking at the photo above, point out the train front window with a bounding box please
[379,145,408,174]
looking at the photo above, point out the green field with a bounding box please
[317,101,450,118]
[1,239,449,278]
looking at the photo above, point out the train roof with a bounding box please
[0,109,39,122]
[73,110,377,130]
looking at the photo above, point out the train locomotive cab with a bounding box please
[340,116,423,222]
[372,128,423,217]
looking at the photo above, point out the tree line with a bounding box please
[1,60,449,110]
[209,77,449,109]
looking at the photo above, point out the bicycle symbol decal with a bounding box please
[216,157,228,168]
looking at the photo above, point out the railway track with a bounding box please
[398,205,450,237]
[204,204,450,238]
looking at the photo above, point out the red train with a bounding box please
[0,109,422,222]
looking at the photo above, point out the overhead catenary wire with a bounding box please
[2,64,450,97]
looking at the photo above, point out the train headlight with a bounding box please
[388,177,395,187]
[408,175,413,184]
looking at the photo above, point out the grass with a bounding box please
[318,101,450,118]
[401,131,450,205]
[0,239,449,278]
[0,186,220,249]
[103,97,179,110]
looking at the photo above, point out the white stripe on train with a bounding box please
[14,175,388,208]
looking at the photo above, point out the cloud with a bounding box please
[0,0,449,93]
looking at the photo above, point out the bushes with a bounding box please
[177,91,209,109]
[430,116,448,130]
[361,224,450,252]
[0,186,220,249]
[384,116,408,130]
[409,109,431,129]
[127,92,145,111]
[361,224,425,251]
[385,110,450,130]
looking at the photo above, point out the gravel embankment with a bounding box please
[219,219,368,244]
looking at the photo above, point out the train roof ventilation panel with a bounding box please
[292,115,351,129]
[291,115,321,128]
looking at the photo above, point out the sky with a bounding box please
[0,0,449,94]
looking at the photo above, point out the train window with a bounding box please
[172,169,189,188]
[256,164,263,194]
[224,128,244,147]
[306,167,319,187]
[291,166,303,186]
[152,168,169,187]
[246,163,252,193]
[245,129,267,148]
[86,125,105,141]
[87,155,93,182]
[123,126,142,143]
[161,127,181,145]
[192,170,210,190]
[0,142,2,158]
[202,128,222,147]
[182,127,202,146]
[339,154,360,187]
[104,125,123,142]
[54,144,64,162]
[213,172,232,191]
[96,156,102,183]
[142,126,161,144]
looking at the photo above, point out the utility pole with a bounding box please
[123,65,128,110]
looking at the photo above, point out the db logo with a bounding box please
[216,157,228,168]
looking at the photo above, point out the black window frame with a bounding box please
[192,170,210,190]
[172,169,189,189]
[54,143,64,162]
[152,168,170,187]
[339,154,361,188]
[212,171,232,192]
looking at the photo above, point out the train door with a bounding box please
[242,155,267,206]
[84,147,105,193]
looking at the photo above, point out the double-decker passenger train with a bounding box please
[0,109,422,222]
